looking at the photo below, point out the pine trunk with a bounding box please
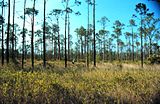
[6,0,10,64]
[43,0,46,68]
[12,0,15,61]
[93,0,96,67]
[22,0,26,69]
[31,0,36,70]
[1,0,4,65]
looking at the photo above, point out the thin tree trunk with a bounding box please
[129,37,131,60]
[22,0,26,69]
[41,42,42,59]
[54,39,57,60]
[24,43,26,59]
[57,18,60,60]
[52,33,54,58]
[80,36,83,59]
[68,13,70,61]
[64,2,68,67]
[93,0,96,67]
[117,38,119,61]
[132,28,134,61]
[14,26,17,57]
[1,0,4,65]
[136,45,138,60]
[6,0,11,64]
[43,0,46,68]
[12,0,15,61]
[144,36,147,59]
[103,36,105,62]
[86,1,89,68]
[140,16,143,68]
[101,40,102,60]
[62,41,64,59]
[149,37,152,57]
[31,0,36,70]
[84,32,86,61]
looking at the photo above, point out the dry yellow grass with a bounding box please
[0,61,160,103]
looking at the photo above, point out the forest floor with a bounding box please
[0,61,160,104]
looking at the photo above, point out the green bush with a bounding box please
[148,54,160,64]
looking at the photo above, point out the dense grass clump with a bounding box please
[0,63,160,103]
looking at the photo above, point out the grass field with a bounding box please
[0,62,160,104]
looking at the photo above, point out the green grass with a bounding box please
[0,63,160,104]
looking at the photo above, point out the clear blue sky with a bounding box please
[9,0,159,29]
[1,0,160,48]
[39,0,159,41]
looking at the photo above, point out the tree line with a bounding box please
[0,0,160,69]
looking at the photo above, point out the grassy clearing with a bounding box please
[0,62,160,103]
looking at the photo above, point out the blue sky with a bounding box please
[8,0,159,29]
[1,0,160,48]
[38,0,159,39]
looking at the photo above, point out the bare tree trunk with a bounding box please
[129,37,131,60]
[57,18,61,60]
[6,0,11,64]
[22,0,26,69]
[86,1,89,68]
[1,0,4,66]
[136,45,138,60]
[117,38,119,61]
[132,28,134,61]
[43,0,46,68]
[52,33,54,59]
[64,1,68,68]
[149,37,152,57]
[14,26,17,57]
[140,16,143,68]
[68,13,70,61]
[41,42,42,59]
[84,34,86,61]
[103,36,105,62]
[31,0,36,70]
[54,39,57,60]
[62,41,64,59]
[93,0,96,67]
[12,0,15,62]
[80,36,83,59]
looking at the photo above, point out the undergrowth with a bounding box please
[0,62,160,104]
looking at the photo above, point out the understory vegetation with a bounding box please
[0,62,160,104]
